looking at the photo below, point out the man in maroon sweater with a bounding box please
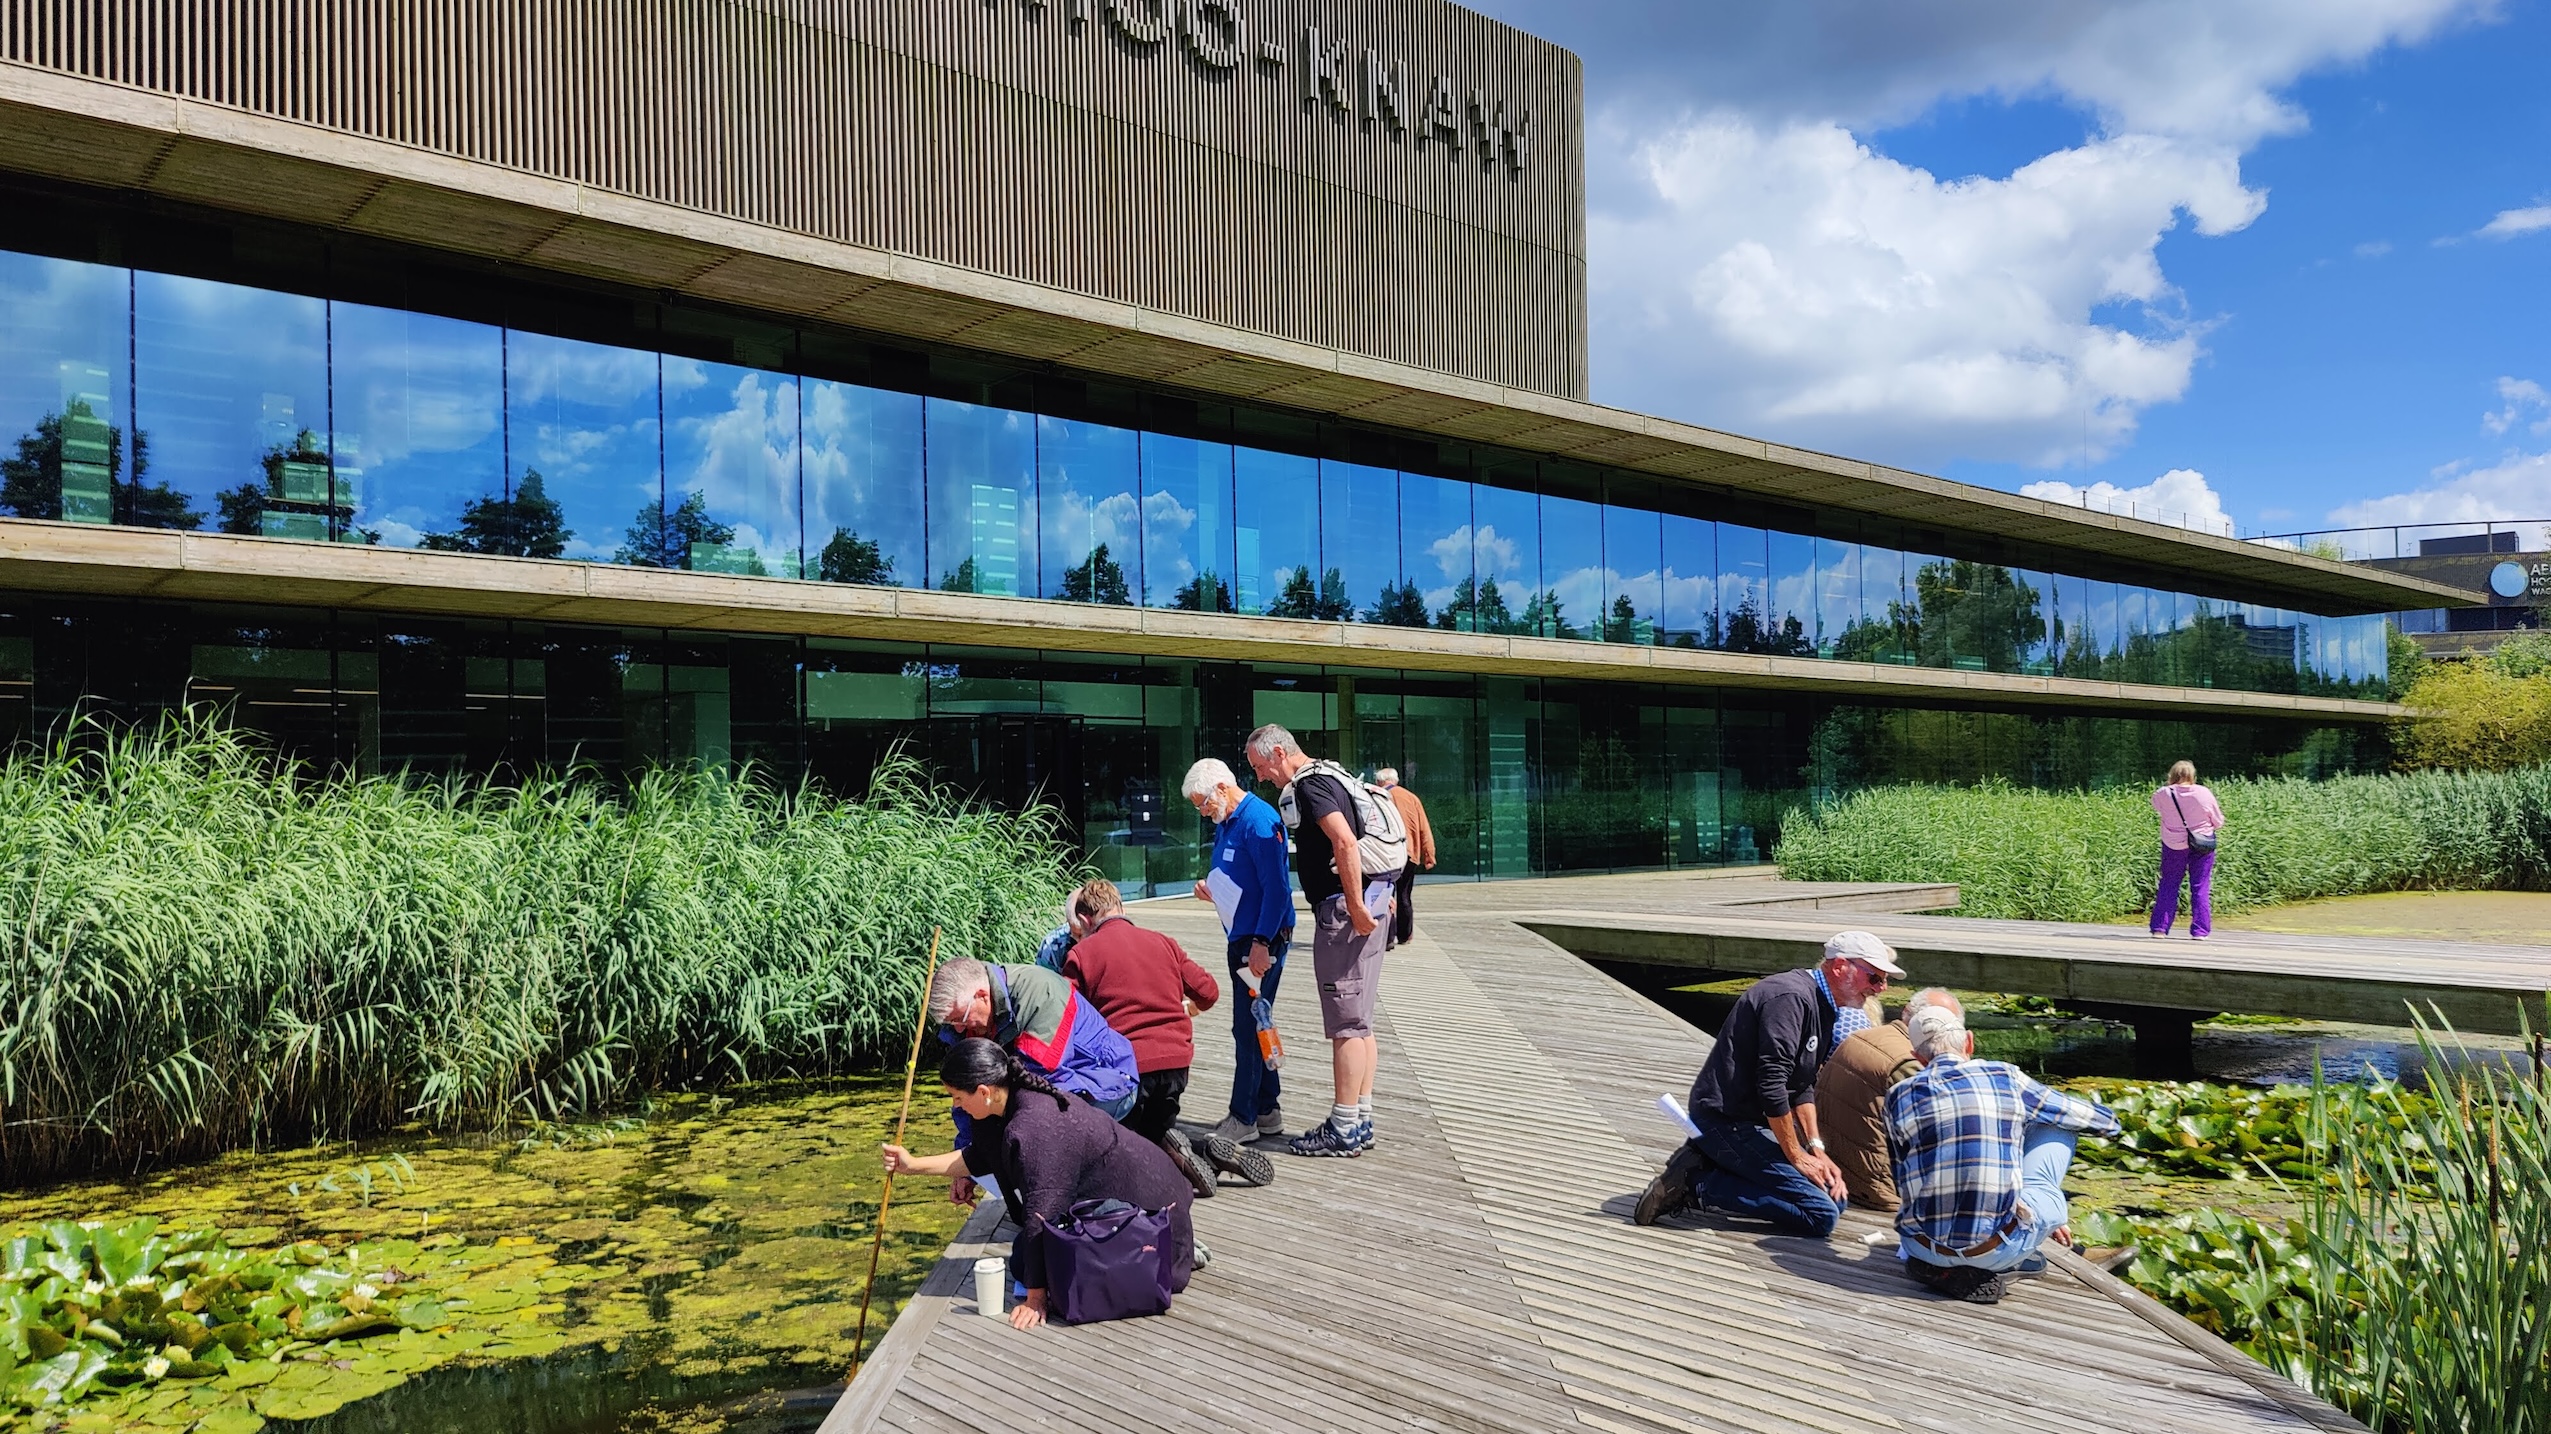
[1061,879,1273,1190]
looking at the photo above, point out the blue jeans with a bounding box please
[1907,1124,2078,1272]
[1225,929,1291,1123]
[1689,1112,1843,1238]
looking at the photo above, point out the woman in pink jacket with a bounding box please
[2151,760,2226,940]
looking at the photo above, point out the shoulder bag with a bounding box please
[2166,787,2219,852]
[1038,1198,1176,1324]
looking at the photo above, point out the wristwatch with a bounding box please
[1805,1138,1827,1154]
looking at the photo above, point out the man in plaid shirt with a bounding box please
[1885,1004,2118,1302]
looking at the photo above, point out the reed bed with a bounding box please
[0,718,1072,1182]
[1775,768,2551,921]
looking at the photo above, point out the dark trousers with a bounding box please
[1125,1068,1189,1146]
[1680,1110,1843,1238]
[1390,863,1418,946]
[1224,930,1290,1123]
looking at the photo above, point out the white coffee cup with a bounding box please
[972,1257,1006,1318]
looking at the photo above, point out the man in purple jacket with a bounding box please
[926,956,1140,1203]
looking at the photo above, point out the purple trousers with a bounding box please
[2153,843,2215,938]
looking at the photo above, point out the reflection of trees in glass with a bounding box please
[1435,576,1515,633]
[1600,595,1650,644]
[1267,566,1352,620]
[421,470,571,558]
[815,527,894,585]
[939,556,984,593]
[1171,571,1232,613]
[1826,615,1900,662]
[1058,542,1132,605]
[1366,581,1430,627]
[220,430,350,541]
[1719,595,1813,655]
[617,489,762,573]
[1910,561,2044,671]
[1519,590,1579,640]
[0,403,199,529]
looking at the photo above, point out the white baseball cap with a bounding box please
[1823,929,1907,977]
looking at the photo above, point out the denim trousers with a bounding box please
[1906,1124,2079,1273]
[1224,929,1291,1123]
[2153,843,2216,938]
[1687,1112,1843,1238]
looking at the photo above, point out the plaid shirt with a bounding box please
[1885,1055,2118,1254]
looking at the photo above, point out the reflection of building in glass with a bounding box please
[56,362,112,524]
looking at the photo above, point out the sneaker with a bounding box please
[1209,1115,1258,1147]
[1256,1106,1284,1139]
[1162,1129,1219,1199]
[1287,1119,1371,1158]
[1904,1259,2012,1304]
[1632,1142,1713,1227]
[1193,1236,1212,1271]
[1195,1131,1276,1187]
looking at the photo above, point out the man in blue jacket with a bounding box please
[1183,757,1296,1146]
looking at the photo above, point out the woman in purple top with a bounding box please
[2151,760,2227,940]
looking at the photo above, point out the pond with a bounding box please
[0,1080,968,1434]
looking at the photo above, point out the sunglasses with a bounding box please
[1855,961,1891,990]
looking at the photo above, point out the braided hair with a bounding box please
[939,1037,1071,1112]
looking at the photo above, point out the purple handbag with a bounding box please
[1039,1199,1175,1324]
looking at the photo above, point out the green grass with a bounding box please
[1774,768,2551,921]
[0,716,1073,1183]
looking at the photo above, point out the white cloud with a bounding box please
[1471,0,2490,467]
[2353,240,2393,258]
[2020,467,2236,534]
[2484,377,2551,436]
[2478,204,2551,239]
[2327,449,2551,527]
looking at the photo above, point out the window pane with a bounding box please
[508,331,662,565]
[1602,498,1662,644]
[1814,536,1859,655]
[1140,432,1233,610]
[1400,471,1473,630]
[1037,415,1138,604]
[1233,446,1320,616]
[0,252,136,528]
[332,302,504,552]
[135,272,328,540]
[1661,513,1714,648]
[1320,460,1399,622]
[664,358,798,576]
[926,398,1036,596]
[1469,478,1538,635]
[1718,524,1787,652]
[1537,490,1603,640]
[804,380,923,587]
[1857,546,1906,662]
[1769,531,1816,654]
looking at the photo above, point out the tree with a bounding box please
[1518,589,1578,640]
[1,404,199,529]
[816,527,895,585]
[422,470,573,558]
[2393,660,2551,771]
[939,556,984,594]
[1912,560,2045,672]
[1267,565,1351,620]
[1058,542,1133,605]
[1365,580,1431,627]
[1600,594,1645,644]
[1436,575,1516,633]
[1720,594,1812,656]
[616,489,741,569]
[1171,571,1232,613]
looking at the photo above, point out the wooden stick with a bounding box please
[850,926,942,1378]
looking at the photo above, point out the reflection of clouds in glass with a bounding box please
[1468,524,1524,581]
[1662,570,1714,628]
[372,517,425,548]
[1141,488,1197,595]
[1550,563,1605,618]
[661,356,711,396]
[513,341,655,408]
[0,255,125,440]
[674,368,797,566]
[1772,570,1815,623]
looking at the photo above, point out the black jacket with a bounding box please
[1687,968,1836,1126]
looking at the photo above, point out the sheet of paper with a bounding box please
[1656,1093,1702,1139]
[1204,867,1244,934]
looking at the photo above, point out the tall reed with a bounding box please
[0,716,1073,1182]
[2253,1014,2551,1433]
[1775,768,2551,920]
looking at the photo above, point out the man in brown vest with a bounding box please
[1812,987,1963,1212]
[1373,767,1435,948]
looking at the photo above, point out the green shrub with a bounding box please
[1775,768,2551,920]
[0,716,1072,1182]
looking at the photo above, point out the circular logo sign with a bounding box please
[2490,561,2529,599]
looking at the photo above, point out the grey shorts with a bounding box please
[1311,885,1392,1040]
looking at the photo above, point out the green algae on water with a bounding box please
[0,1079,967,1434]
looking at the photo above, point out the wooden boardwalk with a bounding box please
[824,874,2362,1434]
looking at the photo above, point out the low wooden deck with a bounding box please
[823,874,2363,1434]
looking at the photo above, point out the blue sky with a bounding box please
[1469,0,2551,539]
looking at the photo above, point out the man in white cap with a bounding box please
[1634,930,1907,1237]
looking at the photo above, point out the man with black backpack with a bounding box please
[1243,723,1405,1157]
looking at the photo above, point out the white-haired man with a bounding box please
[1813,987,1964,1212]
[1183,756,1296,1145]
[1634,931,1905,1236]
[1887,1003,2121,1304]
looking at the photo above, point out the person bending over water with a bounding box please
[882,1038,1201,1329]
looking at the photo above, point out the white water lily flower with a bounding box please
[353,1283,379,1300]
[144,1356,170,1379]
[82,1279,104,1296]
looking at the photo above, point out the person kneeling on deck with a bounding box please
[927,956,1140,1205]
[1886,1004,2121,1304]
[884,1038,1202,1329]
[1633,931,1905,1236]
[1813,987,1964,1213]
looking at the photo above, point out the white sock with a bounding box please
[1330,1102,1360,1132]
[1356,1098,1373,1126]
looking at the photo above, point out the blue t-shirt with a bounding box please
[1213,792,1296,943]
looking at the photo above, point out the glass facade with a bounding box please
[0,591,2388,895]
[0,244,2392,699]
